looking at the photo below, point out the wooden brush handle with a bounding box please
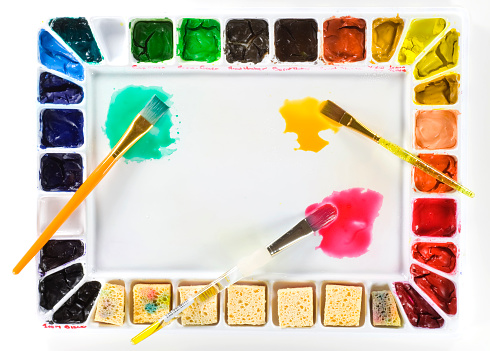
[378,137,474,198]
[12,155,117,274]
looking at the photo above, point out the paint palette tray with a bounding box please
[34,7,467,336]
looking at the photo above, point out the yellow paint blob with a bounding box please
[280,97,341,152]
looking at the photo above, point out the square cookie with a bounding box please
[277,287,314,328]
[178,285,218,325]
[94,283,125,326]
[227,285,266,325]
[133,284,171,324]
[324,284,362,326]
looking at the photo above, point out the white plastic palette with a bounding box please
[35,7,467,335]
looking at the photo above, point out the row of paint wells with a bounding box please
[39,252,454,329]
[40,17,458,77]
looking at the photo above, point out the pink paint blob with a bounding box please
[306,188,383,258]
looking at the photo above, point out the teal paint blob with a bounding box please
[105,86,176,161]
[144,302,158,314]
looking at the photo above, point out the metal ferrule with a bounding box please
[267,219,314,256]
[111,115,153,159]
[341,112,380,142]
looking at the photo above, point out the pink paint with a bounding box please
[306,188,383,258]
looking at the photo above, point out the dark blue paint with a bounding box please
[38,72,83,105]
[41,109,84,148]
[38,29,84,81]
[40,153,83,191]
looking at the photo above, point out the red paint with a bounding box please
[412,198,457,237]
[412,242,457,273]
[323,17,366,63]
[414,154,458,193]
[411,264,457,315]
[305,188,383,258]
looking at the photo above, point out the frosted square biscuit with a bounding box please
[277,287,314,328]
[324,284,362,326]
[371,290,401,327]
[178,285,218,326]
[133,284,171,324]
[94,283,125,326]
[227,285,266,326]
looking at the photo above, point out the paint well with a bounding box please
[39,240,85,274]
[305,188,383,258]
[225,19,269,63]
[52,281,101,323]
[394,282,444,328]
[413,154,457,193]
[41,109,84,148]
[414,29,459,80]
[91,17,127,64]
[414,74,459,105]
[274,19,318,62]
[412,242,457,273]
[39,72,84,105]
[397,18,446,65]
[414,110,458,150]
[38,29,84,80]
[38,196,85,235]
[131,20,173,62]
[412,198,457,237]
[40,153,83,191]
[178,18,221,62]
[50,17,103,63]
[105,86,176,161]
[410,263,457,315]
[371,17,404,63]
[323,16,366,63]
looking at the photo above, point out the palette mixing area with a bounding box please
[35,8,466,336]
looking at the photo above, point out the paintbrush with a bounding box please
[320,100,474,198]
[131,203,337,344]
[13,95,169,275]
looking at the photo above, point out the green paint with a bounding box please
[105,86,176,161]
[131,20,174,62]
[178,18,221,62]
[397,18,446,65]
[49,17,103,63]
[414,29,459,80]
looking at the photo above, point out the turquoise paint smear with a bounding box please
[105,86,177,161]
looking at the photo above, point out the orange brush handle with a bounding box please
[12,155,116,275]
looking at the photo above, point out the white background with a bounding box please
[1,0,489,350]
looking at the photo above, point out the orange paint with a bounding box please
[280,97,341,152]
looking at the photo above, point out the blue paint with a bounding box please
[38,30,84,81]
[144,302,158,314]
[40,153,83,191]
[41,109,84,148]
[39,72,83,105]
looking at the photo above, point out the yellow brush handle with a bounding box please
[378,137,474,198]
[12,155,117,275]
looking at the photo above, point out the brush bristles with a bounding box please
[320,100,346,123]
[306,203,337,231]
[140,95,170,125]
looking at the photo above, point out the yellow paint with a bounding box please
[280,97,341,152]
